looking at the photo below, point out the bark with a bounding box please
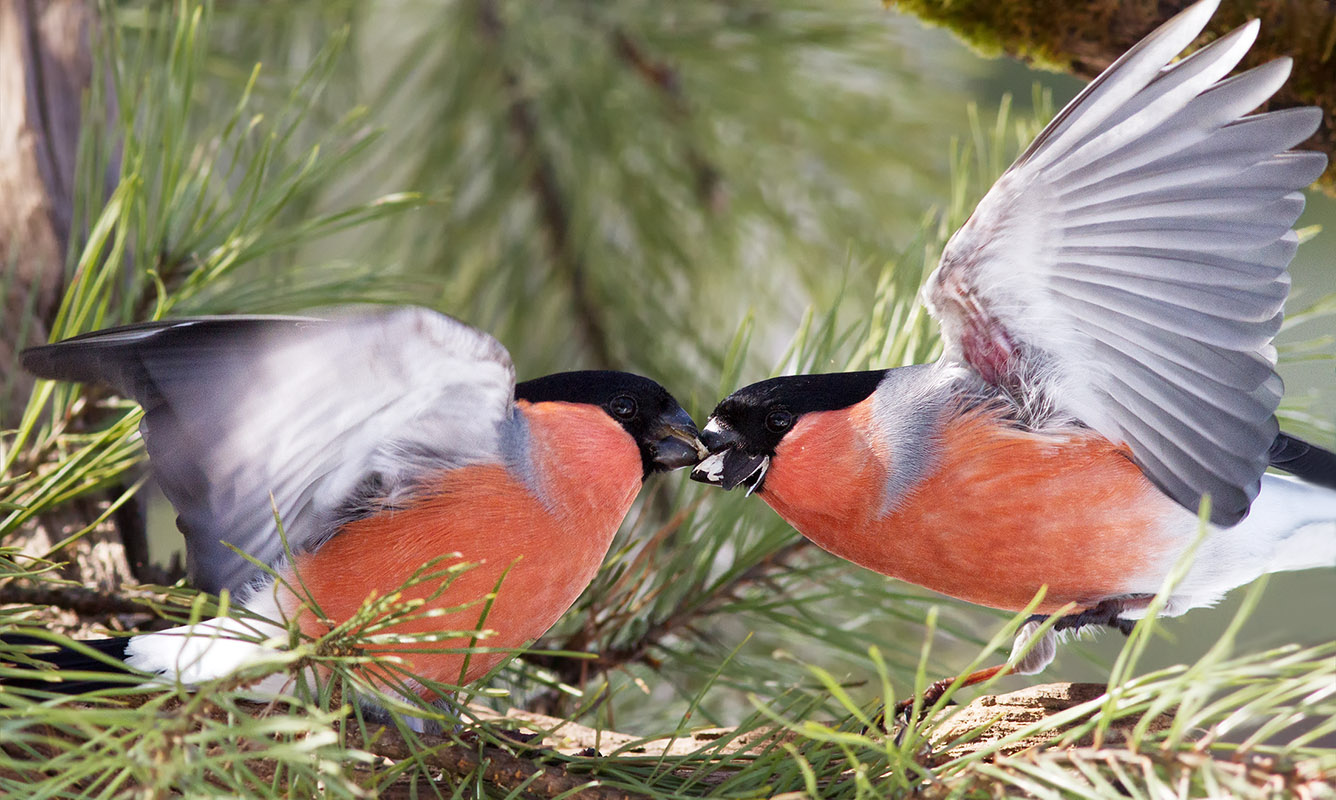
[0,0,96,420]
[925,682,1171,759]
[0,1,136,592]
[888,0,1336,193]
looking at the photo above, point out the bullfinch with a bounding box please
[7,306,702,697]
[691,0,1336,694]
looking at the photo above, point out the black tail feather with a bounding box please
[0,634,136,694]
[1269,433,1336,491]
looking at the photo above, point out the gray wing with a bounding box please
[23,307,516,593]
[921,0,1326,525]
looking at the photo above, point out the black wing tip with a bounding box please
[1268,433,1336,491]
[19,315,325,390]
[0,634,135,694]
[1197,485,1251,528]
[19,342,69,380]
[19,339,135,392]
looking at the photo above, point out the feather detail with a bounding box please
[763,405,1177,614]
[921,0,1325,525]
[281,401,642,690]
[21,308,516,594]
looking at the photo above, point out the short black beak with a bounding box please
[648,406,705,471]
[698,424,739,454]
[690,419,770,493]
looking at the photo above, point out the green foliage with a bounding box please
[322,0,987,394]
[1,1,1333,798]
[0,7,427,612]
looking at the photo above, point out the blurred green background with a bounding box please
[127,0,1333,723]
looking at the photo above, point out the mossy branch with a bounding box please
[887,0,1336,193]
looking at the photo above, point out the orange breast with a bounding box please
[761,401,1176,613]
[283,400,642,691]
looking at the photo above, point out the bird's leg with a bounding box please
[885,611,1064,726]
[865,662,1011,734]
[889,662,1010,721]
[1044,594,1154,635]
[875,622,1041,730]
[880,596,1154,728]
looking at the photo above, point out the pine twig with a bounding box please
[0,579,167,619]
[525,538,812,711]
[477,0,616,369]
[610,28,723,211]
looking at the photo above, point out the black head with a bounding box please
[691,370,886,492]
[515,370,703,479]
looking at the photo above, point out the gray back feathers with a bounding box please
[23,308,517,594]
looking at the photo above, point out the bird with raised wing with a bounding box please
[691,0,1335,706]
[7,307,702,700]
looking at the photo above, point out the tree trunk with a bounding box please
[0,0,136,600]
[0,0,107,420]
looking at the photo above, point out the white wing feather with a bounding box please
[923,0,1326,525]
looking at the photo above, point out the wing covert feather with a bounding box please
[23,308,516,593]
[921,0,1325,524]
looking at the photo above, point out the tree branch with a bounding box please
[610,28,724,211]
[0,578,184,624]
[477,0,617,369]
[888,0,1336,193]
[524,538,813,713]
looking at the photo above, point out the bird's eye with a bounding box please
[609,395,638,420]
[765,409,793,433]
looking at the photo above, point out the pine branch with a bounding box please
[0,684,1147,797]
[0,579,170,620]
[495,683,1173,761]
[0,677,1318,797]
[477,0,617,370]
[610,29,723,211]
[524,538,812,713]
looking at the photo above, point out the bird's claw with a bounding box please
[891,677,959,723]
[861,683,960,738]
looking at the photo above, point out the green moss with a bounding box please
[889,0,1336,193]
